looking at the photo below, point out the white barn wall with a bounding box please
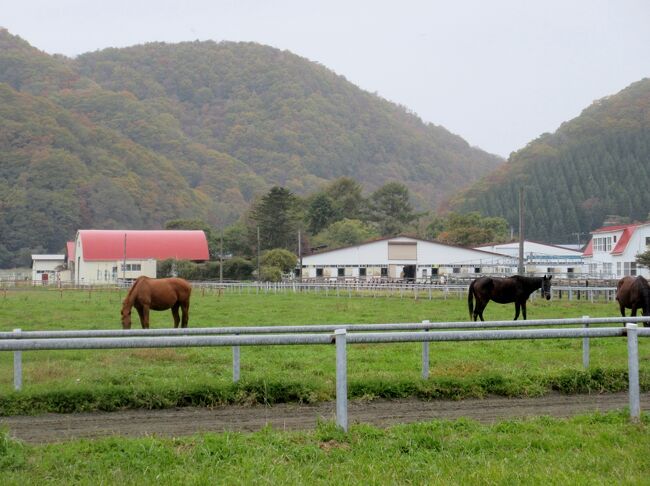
[74,235,157,284]
[302,236,511,281]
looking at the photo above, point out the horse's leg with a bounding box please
[142,306,150,329]
[136,307,146,329]
[181,302,189,328]
[172,303,181,328]
[474,299,487,321]
[619,305,626,318]
[522,302,527,320]
[513,303,521,321]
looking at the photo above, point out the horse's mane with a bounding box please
[122,276,148,308]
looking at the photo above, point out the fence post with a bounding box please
[232,334,240,383]
[582,315,590,369]
[626,323,640,422]
[422,320,430,379]
[13,328,22,391]
[335,328,348,432]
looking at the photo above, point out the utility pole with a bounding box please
[298,230,302,281]
[518,187,525,275]
[123,233,127,284]
[219,230,223,284]
[257,226,261,282]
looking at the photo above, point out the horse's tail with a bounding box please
[468,281,475,319]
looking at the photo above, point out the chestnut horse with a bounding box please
[615,276,650,324]
[468,275,552,321]
[121,276,192,329]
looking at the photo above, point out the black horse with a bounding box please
[468,275,552,321]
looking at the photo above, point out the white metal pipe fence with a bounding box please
[2,317,650,430]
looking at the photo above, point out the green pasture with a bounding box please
[0,288,647,414]
[1,412,650,485]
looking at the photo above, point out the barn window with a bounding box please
[381,267,388,277]
[474,267,481,273]
[431,267,439,275]
[359,268,367,277]
[316,268,323,277]
[387,242,416,260]
[337,268,344,277]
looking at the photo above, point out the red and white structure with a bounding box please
[72,230,209,284]
[583,223,650,278]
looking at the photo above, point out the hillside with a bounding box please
[0,29,503,266]
[449,79,650,243]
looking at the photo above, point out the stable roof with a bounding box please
[77,230,209,261]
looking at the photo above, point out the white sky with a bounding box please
[3,0,650,157]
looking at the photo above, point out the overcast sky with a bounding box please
[3,0,650,157]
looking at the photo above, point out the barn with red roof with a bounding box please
[583,222,650,278]
[72,230,209,284]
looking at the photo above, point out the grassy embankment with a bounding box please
[0,287,646,414]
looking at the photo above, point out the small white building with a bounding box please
[583,223,650,278]
[474,241,585,277]
[301,236,513,282]
[31,254,66,284]
[74,229,209,284]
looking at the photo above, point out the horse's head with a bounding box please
[541,275,553,300]
[120,301,132,329]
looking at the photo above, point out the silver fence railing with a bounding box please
[2,317,650,430]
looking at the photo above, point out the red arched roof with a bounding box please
[78,230,209,261]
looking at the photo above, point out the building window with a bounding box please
[624,262,637,276]
[431,267,439,275]
[337,268,345,277]
[474,267,481,273]
[593,237,612,252]
[316,268,323,277]
[422,269,428,277]
[381,267,388,277]
[453,267,460,274]
[646,236,650,247]
[567,268,574,274]
[359,268,367,277]
[121,263,142,272]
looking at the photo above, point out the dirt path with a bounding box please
[3,392,649,444]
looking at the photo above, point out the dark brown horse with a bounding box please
[615,276,650,324]
[121,276,192,329]
[468,275,552,321]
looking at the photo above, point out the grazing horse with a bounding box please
[615,276,650,324]
[468,275,552,321]
[121,276,192,329]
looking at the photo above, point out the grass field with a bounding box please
[1,289,649,484]
[1,413,649,484]
[0,288,646,414]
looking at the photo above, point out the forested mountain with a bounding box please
[449,79,650,243]
[0,29,501,266]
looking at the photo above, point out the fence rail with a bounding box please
[1,280,620,302]
[2,317,650,430]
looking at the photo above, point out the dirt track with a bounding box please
[3,392,649,444]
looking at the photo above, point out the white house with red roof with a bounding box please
[73,230,209,284]
[583,223,650,278]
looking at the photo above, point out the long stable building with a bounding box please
[72,230,209,284]
[300,236,513,282]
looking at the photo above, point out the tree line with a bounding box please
[159,177,511,280]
